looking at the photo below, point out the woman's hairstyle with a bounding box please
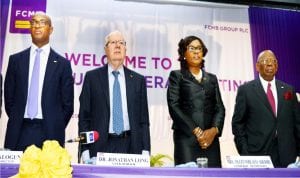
[177,35,208,70]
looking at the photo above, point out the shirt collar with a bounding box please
[31,43,51,54]
[108,64,124,77]
[259,74,276,88]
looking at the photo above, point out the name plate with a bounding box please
[96,152,150,167]
[0,151,23,163]
[225,156,273,168]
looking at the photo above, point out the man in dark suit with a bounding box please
[79,30,150,162]
[232,50,300,167]
[4,12,74,151]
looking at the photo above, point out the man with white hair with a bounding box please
[79,31,150,163]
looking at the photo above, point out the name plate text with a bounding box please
[225,156,273,168]
[96,152,150,167]
[0,151,23,163]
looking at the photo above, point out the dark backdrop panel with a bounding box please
[0,0,10,72]
[249,6,300,92]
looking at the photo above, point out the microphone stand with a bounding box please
[78,141,81,164]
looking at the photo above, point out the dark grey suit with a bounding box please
[4,47,74,150]
[79,64,150,157]
[232,79,300,167]
[167,69,225,167]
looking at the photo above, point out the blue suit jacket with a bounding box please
[79,64,150,157]
[4,47,74,149]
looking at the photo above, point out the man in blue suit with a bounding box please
[232,50,300,167]
[79,31,150,162]
[4,12,74,151]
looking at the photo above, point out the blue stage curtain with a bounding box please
[249,6,300,92]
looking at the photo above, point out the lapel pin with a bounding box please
[130,74,133,78]
[54,60,57,63]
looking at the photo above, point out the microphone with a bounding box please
[66,131,99,144]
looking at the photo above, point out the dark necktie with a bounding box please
[267,82,276,115]
[27,48,42,118]
[112,71,124,134]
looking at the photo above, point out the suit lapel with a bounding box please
[42,49,59,96]
[98,65,110,108]
[201,70,209,86]
[124,67,134,121]
[275,80,285,117]
[22,48,31,98]
[181,69,202,85]
[252,79,275,116]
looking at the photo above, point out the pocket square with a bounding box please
[283,90,293,100]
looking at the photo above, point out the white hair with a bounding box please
[104,30,124,46]
[257,49,275,62]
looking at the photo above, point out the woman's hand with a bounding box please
[196,127,218,149]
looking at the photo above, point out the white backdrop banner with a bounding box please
[1,0,254,165]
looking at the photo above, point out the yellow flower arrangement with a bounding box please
[11,140,73,178]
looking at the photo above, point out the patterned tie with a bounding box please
[267,82,276,115]
[27,48,42,118]
[112,71,124,135]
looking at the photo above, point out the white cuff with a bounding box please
[142,150,150,156]
[81,150,90,164]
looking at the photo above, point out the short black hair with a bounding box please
[177,35,208,70]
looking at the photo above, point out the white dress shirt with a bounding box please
[108,64,130,133]
[259,75,278,115]
[24,43,50,119]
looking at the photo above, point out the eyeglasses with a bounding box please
[30,20,49,27]
[259,59,277,65]
[187,46,203,53]
[106,40,126,47]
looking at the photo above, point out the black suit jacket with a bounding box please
[167,69,225,135]
[79,64,150,157]
[4,47,74,149]
[167,69,225,165]
[232,79,300,166]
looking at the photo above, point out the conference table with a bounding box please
[1,163,300,178]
